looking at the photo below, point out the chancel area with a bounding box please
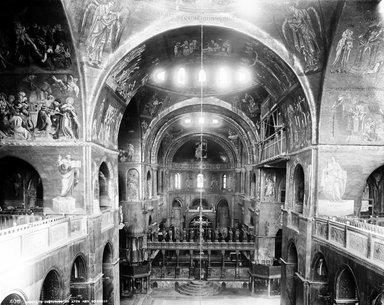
[0,0,384,304]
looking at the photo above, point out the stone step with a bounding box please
[176,280,222,296]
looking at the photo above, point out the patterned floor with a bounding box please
[120,288,280,305]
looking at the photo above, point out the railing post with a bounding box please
[367,232,373,259]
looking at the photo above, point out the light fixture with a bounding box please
[198,68,206,83]
[198,116,205,125]
[184,117,192,125]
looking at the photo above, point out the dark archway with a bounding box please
[70,255,88,302]
[99,162,110,208]
[1,294,25,305]
[310,253,329,305]
[274,229,282,265]
[191,198,209,209]
[146,170,152,199]
[335,267,359,304]
[286,242,298,305]
[0,156,43,212]
[293,164,305,213]
[102,243,114,305]
[40,270,63,304]
[216,199,229,228]
[172,198,183,229]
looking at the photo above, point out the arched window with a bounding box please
[197,173,204,188]
[175,173,181,189]
[222,174,227,189]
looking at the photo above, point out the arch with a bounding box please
[222,174,228,190]
[286,241,298,305]
[1,292,26,305]
[335,266,359,304]
[99,162,111,208]
[279,176,286,203]
[311,253,328,281]
[287,241,298,264]
[40,269,64,304]
[70,254,88,301]
[102,242,114,305]
[216,199,230,229]
[103,242,114,263]
[71,254,87,282]
[293,164,305,213]
[150,100,256,165]
[172,198,183,229]
[0,156,43,211]
[174,172,181,190]
[172,198,183,208]
[191,198,209,209]
[251,172,257,198]
[146,170,152,199]
[364,165,384,216]
[88,20,316,149]
[274,229,282,264]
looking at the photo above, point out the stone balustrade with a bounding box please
[313,216,384,268]
[0,214,45,231]
[101,209,116,231]
[0,215,87,270]
[146,240,254,251]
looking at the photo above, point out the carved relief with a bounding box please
[373,241,384,263]
[330,227,345,245]
[348,232,368,257]
[315,221,328,239]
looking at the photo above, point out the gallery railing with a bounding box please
[0,215,87,269]
[258,131,287,162]
[313,216,384,268]
[146,240,255,251]
[0,214,46,230]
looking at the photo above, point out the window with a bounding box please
[222,174,227,189]
[175,173,181,189]
[197,173,204,188]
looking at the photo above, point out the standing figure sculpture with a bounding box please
[57,155,80,197]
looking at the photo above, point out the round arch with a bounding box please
[148,100,257,165]
[40,268,64,304]
[1,291,27,305]
[71,253,88,282]
[88,18,316,147]
[311,252,328,281]
[172,197,183,208]
[165,133,237,167]
[102,242,114,305]
[0,156,44,210]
